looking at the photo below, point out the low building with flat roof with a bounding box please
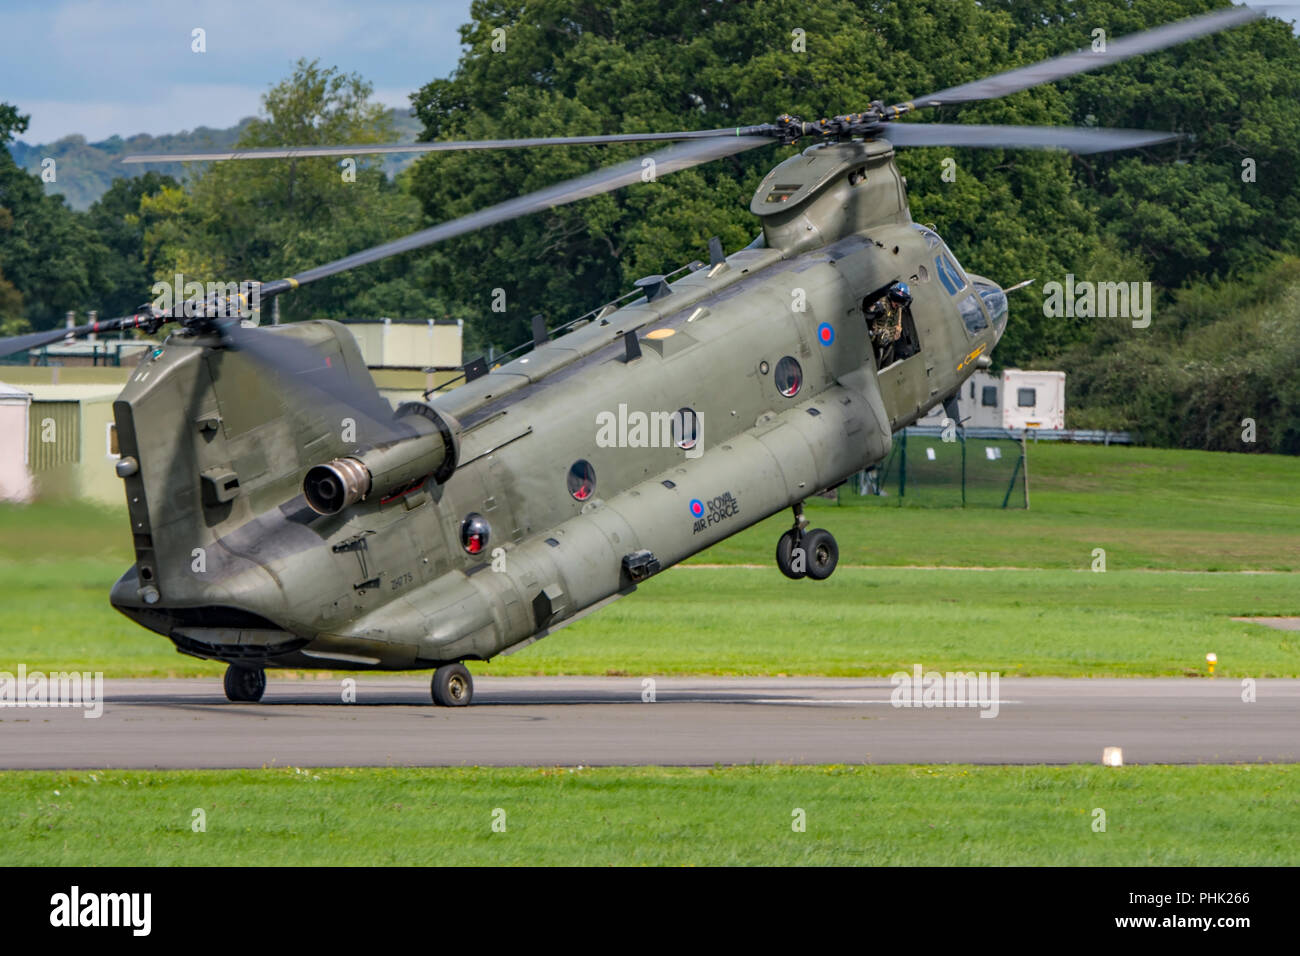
[5,383,123,506]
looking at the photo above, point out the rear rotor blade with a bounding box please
[882,123,1179,153]
[258,133,774,298]
[0,312,157,360]
[0,326,78,356]
[217,319,410,445]
[120,126,773,164]
[901,5,1261,109]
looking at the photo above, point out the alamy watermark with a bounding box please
[889,664,1000,718]
[0,664,103,718]
[151,274,260,318]
[595,404,703,459]
[1042,275,1151,328]
[50,886,150,935]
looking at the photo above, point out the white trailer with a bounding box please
[1001,369,1065,430]
[918,368,1065,431]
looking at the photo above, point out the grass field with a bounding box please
[2,764,1295,866]
[6,562,1297,677]
[2,445,1297,868]
[2,443,1299,678]
[699,442,1300,571]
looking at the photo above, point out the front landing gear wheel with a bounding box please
[431,663,474,706]
[803,528,839,580]
[223,664,266,702]
[776,529,806,580]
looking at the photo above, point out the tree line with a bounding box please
[1,0,1298,450]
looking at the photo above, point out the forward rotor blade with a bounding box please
[120,127,772,164]
[882,123,1179,153]
[258,133,774,299]
[901,5,1261,109]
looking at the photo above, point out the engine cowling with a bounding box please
[303,402,460,515]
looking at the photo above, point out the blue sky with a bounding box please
[0,0,477,143]
[1,1,1295,145]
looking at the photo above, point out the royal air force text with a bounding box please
[693,492,740,534]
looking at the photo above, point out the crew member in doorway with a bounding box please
[868,281,912,366]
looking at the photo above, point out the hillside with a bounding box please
[7,108,422,210]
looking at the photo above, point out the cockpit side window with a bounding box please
[914,225,971,295]
[936,253,967,296]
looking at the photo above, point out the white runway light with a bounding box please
[1102,746,1124,767]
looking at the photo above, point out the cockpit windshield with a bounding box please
[915,224,1004,338]
[973,280,1008,338]
[911,223,942,250]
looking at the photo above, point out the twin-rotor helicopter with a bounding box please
[0,7,1261,704]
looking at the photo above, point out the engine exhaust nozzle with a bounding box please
[304,457,371,516]
[301,402,461,516]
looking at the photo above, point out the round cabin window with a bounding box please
[461,513,490,555]
[568,460,596,501]
[673,408,699,450]
[774,356,802,398]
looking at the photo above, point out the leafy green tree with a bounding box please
[993,0,1300,289]
[404,0,1104,357]
[0,105,30,148]
[86,171,179,316]
[0,102,108,330]
[1061,256,1300,453]
[0,206,26,331]
[405,0,1300,367]
[143,60,454,323]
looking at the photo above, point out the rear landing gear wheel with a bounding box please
[431,663,473,706]
[223,664,266,702]
[776,529,806,580]
[802,528,839,581]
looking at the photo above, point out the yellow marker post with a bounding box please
[1206,652,1217,676]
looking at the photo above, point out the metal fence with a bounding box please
[849,429,1029,509]
[907,424,1136,445]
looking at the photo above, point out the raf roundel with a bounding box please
[689,499,705,518]
[817,322,835,346]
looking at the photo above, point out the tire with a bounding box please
[776,529,806,580]
[802,528,839,581]
[431,663,474,706]
[223,665,266,702]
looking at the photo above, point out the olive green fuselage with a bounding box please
[109,140,1005,669]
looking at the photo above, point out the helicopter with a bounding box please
[0,6,1261,705]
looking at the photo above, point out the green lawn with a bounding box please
[701,443,1300,571]
[5,559,1298,679]
[3,447,1297,869]
[2,764,1294,866]
[2,444,1298,677]
[481,566,1300,677]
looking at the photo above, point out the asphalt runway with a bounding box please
[1,677,1296,769]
